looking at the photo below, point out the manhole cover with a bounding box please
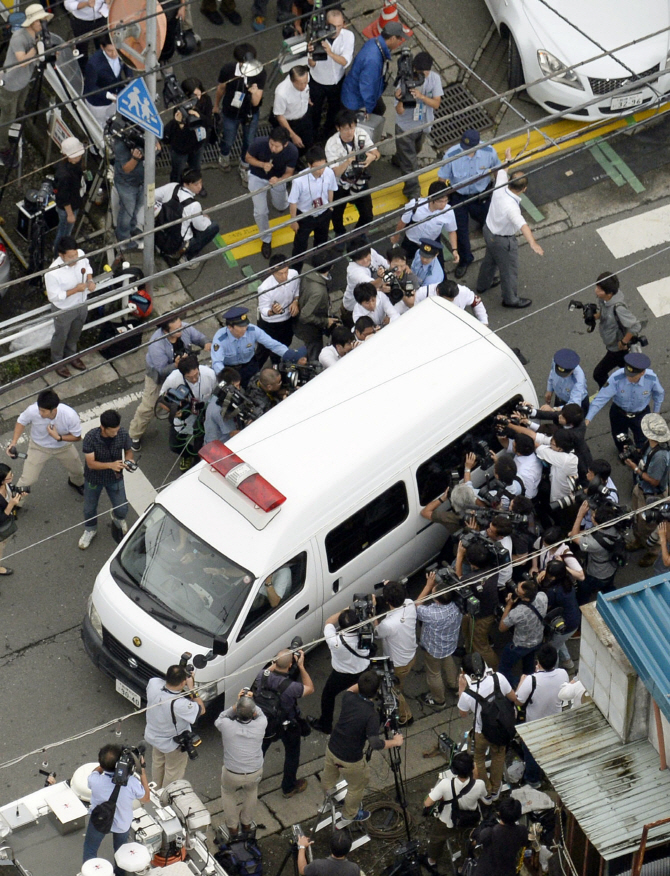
[429,82,493,152]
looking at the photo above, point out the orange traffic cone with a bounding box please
[362,3,413,39]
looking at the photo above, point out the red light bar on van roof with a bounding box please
[198,441,286,512]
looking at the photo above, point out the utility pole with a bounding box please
[143,0,157,293]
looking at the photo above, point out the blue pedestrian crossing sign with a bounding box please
[116,78,164,138]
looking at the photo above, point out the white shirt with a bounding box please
[257,270,300,323]
[324,623,370,674]
[325,126,375,191]
[535,445,579,502]
[352,291,398,327]
[450,284,488,324]
[514,451,543,499]
[65,0,108,20]
[428,771,487,827]
[310,29,355,85]
[154,183,211,243]
[402,200,457,245]
[343,250,389,311]
[18,402,82,449]
[458,670,512,734]
[161,366,218,433]
[45,250,93,310]
[273,76,310,120]
[288,167,338,215]
[375,598,417,667]
[485,168,526,236]
[319,344,344,368]
[144,677,201,752]
[516,668,569,723]
[497,534,514,586]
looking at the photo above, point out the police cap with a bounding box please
[553,348,580,375]
[624,352,650,374]
[419,238,441,257]
[224,306,250,326]
[460,129,481,148]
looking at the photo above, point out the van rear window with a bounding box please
[325,481,409,573]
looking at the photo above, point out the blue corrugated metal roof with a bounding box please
[597,573,670,722]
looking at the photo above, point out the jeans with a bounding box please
[54,207,77,257]
[498,641,540,687]
[549,627,578,662]
[184,222,220,258]
[522,741,542,785]
[220,112,259,159]
[83,478,129,531]
[450,190,491,266]
[262,721,301,794]
[83,822,130,876]
[170,146,204,183]
[115,181,143,249]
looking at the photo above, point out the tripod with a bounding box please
[275,841,302,876]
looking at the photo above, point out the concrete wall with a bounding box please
[579,604,649,743]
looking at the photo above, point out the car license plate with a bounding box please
[115,679,141,708]
[611,93,644,110]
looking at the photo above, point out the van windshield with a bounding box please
[116,505,254,638]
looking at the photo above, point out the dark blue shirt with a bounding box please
[83,426,132,486]
[248,136,298,181]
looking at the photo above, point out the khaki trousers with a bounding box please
[424,651,459,704]
[151,746,188,789]
[632,484,661,551]
[463,614,499,670]
[394,655,416,723]
[221,765,263,830]
[321,747,369,820]
[474,731,506,795]
[129,375,161,441]
[17,438,84,488]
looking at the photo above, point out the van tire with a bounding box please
[508,36,525,90]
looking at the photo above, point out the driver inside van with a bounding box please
[252,566,292,611]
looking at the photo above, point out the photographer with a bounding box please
[498,578,547,685]
[257,255,300,359]
[160,354,217,471]
[570,503,622,604]
[423,751,487,867]
[520,402,592,481]
[421,482,477,563]
[320,669,402,827]
[153,170,220,267]
[246,368,288,415]
[79,410,133,551]
[319,325,355,369]
[111,121,148,253]
[374,580,417,726]
[215,689,267,838]
[387,246,421,289]
[163,104,210,193]
[415,569,461,708]
[325,109,379,240]
[0,465,25,577]
[472,798,527,876]
[463,511,515,588]
[342,243,389,315]
[298,831,361,876]
[309,607,372,734]
[538,559,580,669]
[455,541,501,670]
[434,278,488,325]
[352,281,398,328]
[457,654,515,805]
[83,743,150,872]
[307,8,355,138]
[623,413,670,565]
[394,52,443,202]
[129,317,210,451]
[532,526,584,581]
[295,251,339,361]
[45,236,95,377]
[214,44,266,177]
[255,648,314,798]
[591,272,643,388]
[145,665,205,789]
[205,367,243,444]
[496,432,541,500]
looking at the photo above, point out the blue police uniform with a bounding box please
[587,365,664,451]
[411,250,444,287]
[438,134,501,271]
[547,364,588,408]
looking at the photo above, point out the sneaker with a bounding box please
[113,516,128,535]
[560,658,575,670]
[525,780,542,790]
[178,255,198,271]
[483,788,501,805]
[419,693,446,709]
[239,164,249,186]
[68,479,85,496]
[353,808,371,822]
[283,778,308,798]
[131,439,141,452]
[218,154,231,172]
[252,14,266,29]
[79,529,97,550]
[179,456,194,472]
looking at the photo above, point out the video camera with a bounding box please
[642,502,670,524]
[617,433,642,463]
[351,593,375,650]
[425,562,481,617]
[171,650,219,760]
[467,506,529,529]
[106,114,144,152]
[382,268,415,306]
[459,530,511,569]
[160,384,204,421]
[370,655,399,727]
[304,0,337,61]
[113,743,146,786]
[214,381,259,430]
[395,48,425,108]
[278,359,321,390]
[24,177,55,214]
[568,300,598,332]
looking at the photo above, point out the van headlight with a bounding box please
[537,50,584,90]
[88,598,103,638]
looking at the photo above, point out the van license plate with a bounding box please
[611,93,644,110]
[116,679,141,708]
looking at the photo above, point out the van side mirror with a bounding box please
[213,638,228,657]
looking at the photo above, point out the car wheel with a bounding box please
[508,35,525,90]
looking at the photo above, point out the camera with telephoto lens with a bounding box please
[215,381,259,430]
[162,74,197,118]
[568,300,598,332]
[39,20,54,51]
[395,48,425,108]
[112,743,146,786]
[617,433,641,463]
[106,115,144,152]
[351,593,375,650]
[477,474,513,509]
[24,177,55,214]
[341,135,372,193]
[515,402,535,417]
[173,728,201,760]
[549,475,580,511]
[462,434,491,470]
[459,530,510,568]
[278,360,321,390]
[161,384,203,420]
[467,506,529,529]
[383,269,415,306]
[305,0,337,61]
[425,562,481,617]
[642,502,670,524]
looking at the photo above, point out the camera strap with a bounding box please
[338,633,368,660]
[523,600,545,625]
[612,304,638,344]
[170,697,180,731]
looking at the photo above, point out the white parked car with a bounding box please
[483,0,670,120]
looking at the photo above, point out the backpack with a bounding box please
[251,671,293,732]
[449,777,481,829]
[154,184,196,255]
[215,838,263,876]
[89,783,121,835]
[465,673,516,747]
[593,530,628,569]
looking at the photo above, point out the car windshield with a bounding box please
[117,505,254,638]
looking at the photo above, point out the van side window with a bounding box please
[325,481,409,573]
[415,395,523,505]
[238,552,308,638]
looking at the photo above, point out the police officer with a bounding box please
[545,349,589,411]
[411,238,444,287]
[438,129,501,280]
[211,306,307,387]
[585,353,665,453]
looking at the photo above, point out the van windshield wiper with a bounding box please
[147,606,226,642]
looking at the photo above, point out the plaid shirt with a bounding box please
[83,426,132,486]
[416,601,462,658]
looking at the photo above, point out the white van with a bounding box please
[82,297,538,710]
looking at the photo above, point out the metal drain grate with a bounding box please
[429,83,493,152]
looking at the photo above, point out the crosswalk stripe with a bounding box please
[636,276,670,319]
[597,203,670,259]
